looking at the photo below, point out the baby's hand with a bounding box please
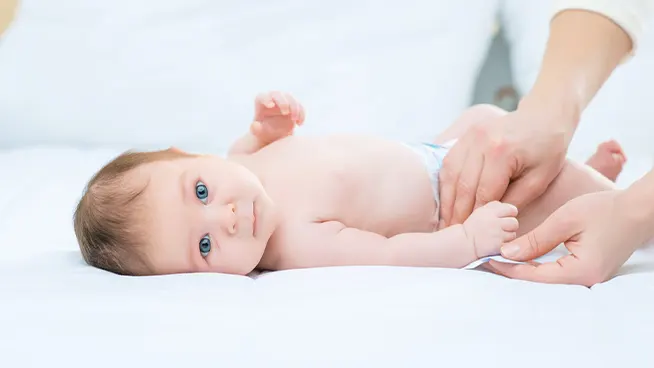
[462,201,519,259]
[251,91,305,144]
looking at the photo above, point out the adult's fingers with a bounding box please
[500,206,578,262]
[438,141,468,227]
[450,152,484,225]
[473,156,511,212]
[500,170,550,212]
[488,255,587,285]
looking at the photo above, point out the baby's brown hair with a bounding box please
[73,148,188,276]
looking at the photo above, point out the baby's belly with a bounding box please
[369,187,438,236]
[343,148,440,237]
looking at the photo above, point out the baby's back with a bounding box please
[252,135,439,237]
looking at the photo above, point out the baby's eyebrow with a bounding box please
[186,239,197,271]
[179,170,189,205]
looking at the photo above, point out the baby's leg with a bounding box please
[584,140,627,182]
[435,104,618,237]
[515,160,615,237]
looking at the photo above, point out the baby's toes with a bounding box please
[501,217,519,232]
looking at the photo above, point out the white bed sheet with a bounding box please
[1,1,654,365]
[1,147,653,367]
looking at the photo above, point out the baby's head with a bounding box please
[73,148,277,276]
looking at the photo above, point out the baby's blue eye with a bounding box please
[199,235,211,257]
[195,181,208,203]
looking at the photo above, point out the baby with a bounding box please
[73,91,622,276]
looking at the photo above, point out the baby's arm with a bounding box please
[228,91,305,156]
[277,221,474,269]
[228,130,269,156]
[274,202,518,270]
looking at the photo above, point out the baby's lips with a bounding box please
[236,200,253,215]
[235,200,255,236]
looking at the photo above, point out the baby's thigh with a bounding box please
[516,159,616,237]
[434,104,508,144]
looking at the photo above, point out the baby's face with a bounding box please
[136,154,278,275]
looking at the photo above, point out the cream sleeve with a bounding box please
[553,0,654,57]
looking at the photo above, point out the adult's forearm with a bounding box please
[520,9,633,130]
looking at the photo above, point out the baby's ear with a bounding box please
[166,146,186,154]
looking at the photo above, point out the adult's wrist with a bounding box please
[514,9,633,139]
[516,88,581,141]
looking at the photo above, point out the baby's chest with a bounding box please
[268,159,438,235]
[265,163,360,214]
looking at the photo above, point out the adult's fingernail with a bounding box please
[501,244,520,257]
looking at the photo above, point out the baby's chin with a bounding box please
[225,260,262,276]
[255,190,279,235]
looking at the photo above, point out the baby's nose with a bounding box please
[220,201,254,236]
[223,203,237,235]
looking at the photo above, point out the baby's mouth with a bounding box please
[236,200,255,237]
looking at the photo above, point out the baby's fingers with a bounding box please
[250,120,285,142]
[486,201,518,218]
[501,217,519,232]
[284,94,302,123]
[297,103,306,125]
[250,121,266,137]
[271,91,290,115]
[255,93,276,109]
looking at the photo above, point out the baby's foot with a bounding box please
[585,140,627,182]
[462,201,519,259]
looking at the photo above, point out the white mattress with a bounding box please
[1,147,653,367]
[2,1,654,366]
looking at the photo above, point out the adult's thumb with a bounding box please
[500,211,575,262]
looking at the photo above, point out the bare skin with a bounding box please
[433,104,619,236]
[137,92,617,276]
[435,105,628,184]
[584,140,627,182]
[487,4,654,286]
[438,9,635,229]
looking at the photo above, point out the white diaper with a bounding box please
[402,139,456,215]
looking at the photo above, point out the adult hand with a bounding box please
[487,190,648,287]
[439,103,575,228]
